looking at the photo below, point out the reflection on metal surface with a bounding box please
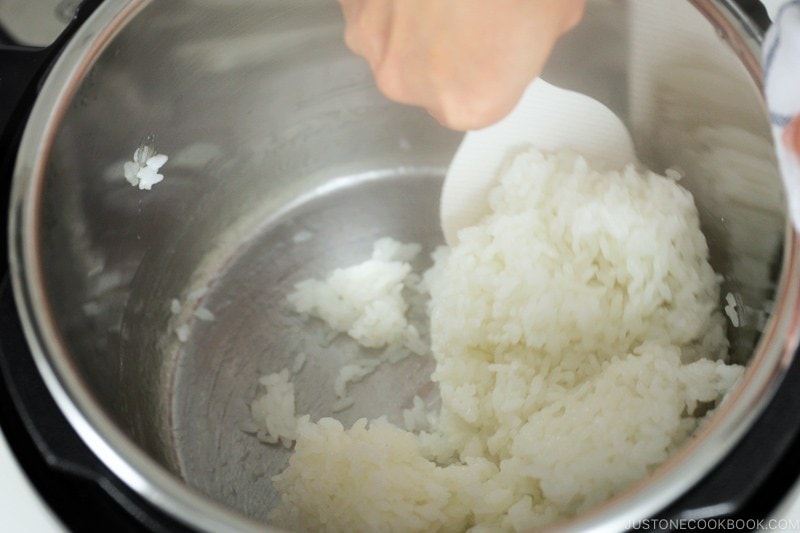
[6,0,795,531]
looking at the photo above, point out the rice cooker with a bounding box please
[1,0,800,531]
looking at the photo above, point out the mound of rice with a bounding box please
[288,237,424,350]
[267,148,744,532]
[282,238,429,410]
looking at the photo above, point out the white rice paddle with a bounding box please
[441,78,638,245]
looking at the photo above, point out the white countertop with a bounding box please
[0,428,62,532]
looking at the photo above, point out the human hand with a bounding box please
[338,0,585,131]
[785,116,800,155]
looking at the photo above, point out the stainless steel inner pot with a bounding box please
[8,0,798,531]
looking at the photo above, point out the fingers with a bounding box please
[337,0,586,131]
[338,0,392,72]
[338,0,365,54]
[425,80,531,131]
[784,115,800,155]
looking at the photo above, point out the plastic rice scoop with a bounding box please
[441,78,637,245]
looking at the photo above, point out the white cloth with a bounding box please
[764,1,800,229]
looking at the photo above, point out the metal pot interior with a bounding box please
[10,0,790,530]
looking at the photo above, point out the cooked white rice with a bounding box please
[123,144,168,190]
[250,369,298,448]
[291,351,308,374]
[288,237,422,350]
[285,237,429,408]
[193,307,216,322]
[265,148,744,531]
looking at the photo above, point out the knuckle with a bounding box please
[342,27,361,54]
[435,82,516,131]
[373,61,407,103]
